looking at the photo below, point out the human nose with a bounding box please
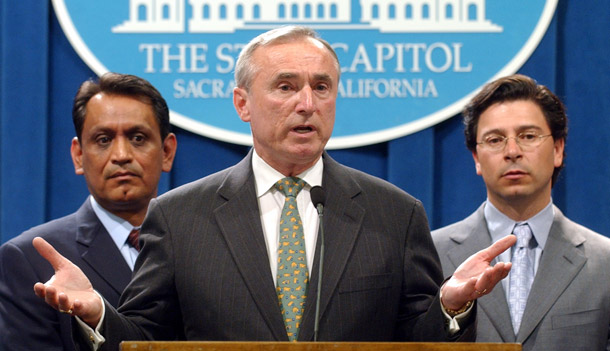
[503,136,522,160]
[111,137,133,164]
[296,86,316,115]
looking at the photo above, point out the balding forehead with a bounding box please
[258,37,340,74]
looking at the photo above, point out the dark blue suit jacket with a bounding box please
[0,199,132,351]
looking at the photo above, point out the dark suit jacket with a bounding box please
[432,204,610,351]
[0,199,133,351]
[96,151,473,349]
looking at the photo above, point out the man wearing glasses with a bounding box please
[432,74,610,350]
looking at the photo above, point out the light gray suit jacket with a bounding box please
[91,151,474,349]
[432,203,610,351]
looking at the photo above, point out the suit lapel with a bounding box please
[479,282,515,341]
[214,152,288,340]
[445,208,491,269]
[447,206,515,341]
[76,200,132,295]
[299,153,366,341]
[516,207,587,342]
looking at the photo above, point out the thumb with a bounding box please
[32,237,68,272]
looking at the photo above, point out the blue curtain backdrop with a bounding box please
[1,1,609,243]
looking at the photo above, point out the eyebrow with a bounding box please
[312,73,333,83]
[480,125,545,136]
[274,72,334,83]
[276,72,296,80]
[88,124,153,136]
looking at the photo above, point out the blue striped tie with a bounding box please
[508,223,536,333]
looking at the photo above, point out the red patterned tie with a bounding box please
[127,228,141,252]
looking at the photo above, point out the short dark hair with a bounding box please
[72,72,171,141]
[463,74,568,185]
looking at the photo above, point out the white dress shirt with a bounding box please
[252,150,323,285]
[89,196,139,270]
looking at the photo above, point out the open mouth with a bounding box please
[293,125,314,134]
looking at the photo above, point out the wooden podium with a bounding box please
[120,341,521,351]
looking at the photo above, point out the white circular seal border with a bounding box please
[52,0,558,149]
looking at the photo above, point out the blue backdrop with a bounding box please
[1,1,609,243]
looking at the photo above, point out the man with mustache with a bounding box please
[32,26,515,348]
[432,74,610,350]
[0,73,177,350]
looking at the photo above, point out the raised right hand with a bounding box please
[32,237,103,327]
[441,234,516,310]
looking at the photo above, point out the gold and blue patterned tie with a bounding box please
[275,177,308,341]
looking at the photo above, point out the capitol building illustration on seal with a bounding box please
[112,0,502,33]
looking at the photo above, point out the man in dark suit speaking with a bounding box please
[33,26,514,348]
[0,73,177,350]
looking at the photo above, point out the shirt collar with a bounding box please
[251,149,324,197]
[484,199,553,250]
[89,196,138,248]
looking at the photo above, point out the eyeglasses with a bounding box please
[476,131,552,151]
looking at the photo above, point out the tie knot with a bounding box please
[275,177,306,197]
[127,228,141,252]
[513,223,533,249]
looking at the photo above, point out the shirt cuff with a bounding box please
[439,297,474,334]
[75,291,106,350]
